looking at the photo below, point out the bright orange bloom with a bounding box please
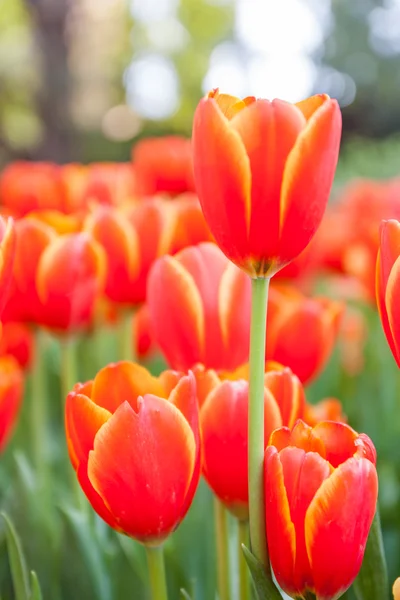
[132,304,158,360]
[0,217,16,317]
[192,90,342,277]
[393,577,400,600]
[267,285,343,384]
[168,193,214,255]
[0,355,24,452]
[0,162,67,217]
[36,232,106,332]
[147,242,251,371]
[304,398,346,427]
[0,322,34,370]
[376,220,400,367]
[132,136,195,196]
[27,210,82,235]
[265,420,378,599]
[198,362,304,518]
[65,362,200,543]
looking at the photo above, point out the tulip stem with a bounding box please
[117,309,135,363]
[248,276,270,569]
[145,544,168,600]
[214,498,230,600]
[30,328,48,474]
[238,520,250,600]
[60,336,77,403]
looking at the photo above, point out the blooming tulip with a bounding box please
[265,420,378,599]
[147,242,251,372]
[0,322,34,370]
[0,217,16,317]
[376,219,400,367]
[65,362,200,543]
[192,89,342,277]
[0,355,24,452]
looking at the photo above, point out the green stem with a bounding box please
[30,329,48,474]
[60,337,77,403]
[145,545,168,600]
[214,498,230,600]
[238,520,250,600]
[117,309,135,363]
[248,276,270,569]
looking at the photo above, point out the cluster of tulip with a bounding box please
[0,89,399,600]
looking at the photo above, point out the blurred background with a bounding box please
[1,0,400,175]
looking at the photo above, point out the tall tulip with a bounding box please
[376,219,400,367]
[193,88,342,567]
[265,420,378,599]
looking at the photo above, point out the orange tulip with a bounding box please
[36,232,106,332]
[267,285,343,384]
[192,89,342,277]
[303,398,346,427]
[0,355,24,452]
[0,162,67,217]
[0,217,16,316]
[132,304,158,360]
[376,219,400,367]
[265,420,378,599]
[0,322,34,370]
[198,362,305,518]
[147,242,251,371]
[393,577,400,600]
[132,136,195,196]
[168,193,214,255]
[65,362,200,543]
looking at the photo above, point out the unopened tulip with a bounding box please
[192,89,342,277]
[65,362,200,543]
[265,420,378,599]
[147,242,251,372]
[376,219,400,367]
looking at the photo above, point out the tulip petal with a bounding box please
[65,392,111,469]
[91,361,166,413]
[264,367,305,428]
[231,100,305,269]
[77,463,121,532]
[280,98,341,264]
[295,94,328,121]
[88,397,196,543]
[312,421,358,468]
[192,98,251,269]
[384,254,400,366]
[306,457,378,600]
[264,446,296,594]
[147,255,205,371]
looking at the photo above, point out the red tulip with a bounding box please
[192,89,341,277]
[0,217,16,317]
[0,322,34,370]
[0,355,24,452]
[65,362,200,543]
[148,242,251,371]
[376,219,400,367]
[265,420,378,599]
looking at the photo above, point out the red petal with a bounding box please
[264,367,305,428]
[384,255,400,367]
[312,421,358,468]
[88,397,196,543]
[279,98,342,265]
[306,457,378,599]
[77,463,121,531]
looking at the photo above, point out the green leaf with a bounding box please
[29,572,43,600]
[180,589,192,600]
[352,510,389,600]
[0,512,30,600]
[242,545,283,600]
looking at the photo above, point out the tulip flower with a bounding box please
[132,136,195,196]
[376,219,400,367]
[65,361,200,544]
[265,420,378,599]
[168,193,214,255]
[147,242,251,372]
[132,304,158,361]
[192,89,342,278]
[0,355,24,452]
[0,322,34,370]
[393,578,400,600]
[0,217,16,317]
[36,232,106,332]
[267,285,343,384]
[200,364,305,519]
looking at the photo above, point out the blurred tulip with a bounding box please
[265,420,378,599]
[0,322,34,370]
[0,162,67,217]
[0,217,16,316]
[338,306,367,376]
[65,362,200,543]
[36,232,106,332]
[304,398,346,427]
[0,355,24,452]
[27,210,82,235]
[132,136,195,196]
[168,193,214,255]
[82,163,136,207]
[192,89,341,277]
[132,304,158,360]
[148,242,251,372]
[393,577,400,600]
[267,285,343,384]
[376,219,400,367]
